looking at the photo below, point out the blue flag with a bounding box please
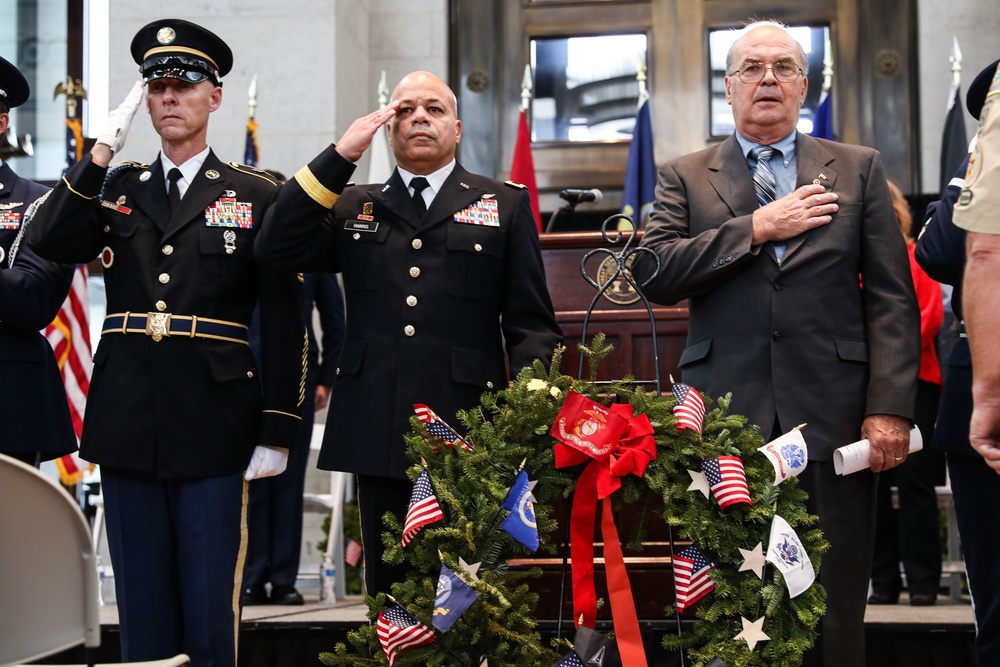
[811,92,833,140]
[244,118,259,166]
[432,564,479,632]
[620,97,655,229]
[500,470,538,551]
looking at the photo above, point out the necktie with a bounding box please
[750,146,778,207]
[167,168,183,216]
[410,177,429,218]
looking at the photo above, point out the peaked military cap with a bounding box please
[0,55,30,109]
[967,58,999,121]
[131,18,233,87]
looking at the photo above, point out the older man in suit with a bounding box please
[255,70,562,597]
[634,21,919,666]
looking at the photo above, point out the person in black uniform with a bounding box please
[28,20,305,667]
[255,70,562,596]
[0,55,76,466]
[915,57,1000,666]
[244,270,346,606]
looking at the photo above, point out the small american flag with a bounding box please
[702,455,752,509]
[345,538,363,567]
[414,404,473,451]
[674,544,716,612]
[672,381,706,435]
[401,469,445,547]
[377,602,436,666]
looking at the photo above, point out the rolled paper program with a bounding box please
[833,426,923,475]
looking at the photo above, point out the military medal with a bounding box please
[101,246,114,268]
[363,202,373,215]
[224,229,237,254]
[100,195,133,215]
[454,198,500,227]
[205,197,253,228]
[0,210,21,229]
[0,246,5,263]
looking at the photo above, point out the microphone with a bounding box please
[558,188,604,205]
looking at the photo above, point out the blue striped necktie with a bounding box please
[750,146,778,207]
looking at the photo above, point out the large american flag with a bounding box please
[376,601,436,666]
[47,265,94,486]
[401,469,445,547]
[673,544,715,612]
[702,455,752,509]
[414,403,473,451]
[672,381,706,435]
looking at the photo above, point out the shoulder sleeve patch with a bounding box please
[504,180,527,190]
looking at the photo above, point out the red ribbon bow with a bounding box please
[549,392,656,666]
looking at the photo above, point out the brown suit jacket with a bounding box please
[635,132,920,458]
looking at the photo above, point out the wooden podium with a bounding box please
[506,231,693,622]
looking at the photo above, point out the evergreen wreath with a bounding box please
[320,336,827,667]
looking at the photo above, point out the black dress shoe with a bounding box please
[270,585,305,606]
[243,584,269,605]
[867,592,898,605]
[909,593,937,606]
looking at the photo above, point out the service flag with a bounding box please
[500,469,539,551]
[46,265,94,486]
[757,427,808,486]
[621,96,655,229]
[510,108,542,232]
[766,514,815,598]
[432,563,479,632]
[671,381,706,435]
[414,403,473,451]
[62,117,84,175]
[673,544,715,612]
[244,118,259,166]
[552,652,585,667]
[345,538,363,567]
[401,469,445,547]
[376,602,436,666]
[940,82,968,195]
[701,455,752,509]
[572,624,620,667]
[811,91,834,141]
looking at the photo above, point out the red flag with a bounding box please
[377,602,436,666]
[673,545,716,612]
[510,109,542,232]
[45,265,94,486]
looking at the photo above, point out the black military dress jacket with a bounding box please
[0,162,76,457]
[28,152,304,478]
[256,147,561,480]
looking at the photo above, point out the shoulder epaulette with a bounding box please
[228,162,280,185]
[346,182,356,187]
[505,180,527,190]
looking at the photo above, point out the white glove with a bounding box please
[96,80,144,154]
[244,445,290,480]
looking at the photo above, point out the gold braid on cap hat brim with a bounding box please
[143,45,220,72]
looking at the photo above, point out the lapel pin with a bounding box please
[205,169,220,180]
[139,171,152,182]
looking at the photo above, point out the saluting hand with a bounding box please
[94,80,145,164]
[751,183,839,246]
[334,100,400,163]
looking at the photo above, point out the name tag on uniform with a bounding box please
[205,197,253,228]
[454,198,499,227]
[0,210,21,229]
[345,220,379,233]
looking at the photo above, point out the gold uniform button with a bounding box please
[162,244,174,255]
[412,238,423,250]
[104,225,111,233]
[404,325,415,336]
[353,233,361,240]
[155,300,167,312]
[158,273,170,284]
[487,381,494,389]
[247,371,254,379]
[409,266,421,278]
[336,367,341,375]
[474,243,483,252]
[406,295,418,307]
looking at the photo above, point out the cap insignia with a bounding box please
[156,27,176,45]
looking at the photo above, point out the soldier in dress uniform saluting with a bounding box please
[0,55,76,466]
[28,19,306,667]
[255,70,562,597]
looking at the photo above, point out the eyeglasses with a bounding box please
[730,61,803,84]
